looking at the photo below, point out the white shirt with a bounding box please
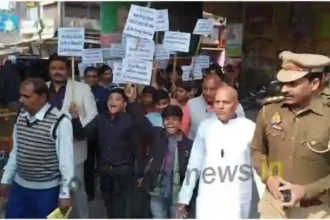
[178,115,255,218]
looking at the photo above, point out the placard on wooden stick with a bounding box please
[123,4,158,89]
[57,27,85,102]
[190,19,214,79]
[71,57,75,99]
[163,31,191,53]
[123,4,157,40]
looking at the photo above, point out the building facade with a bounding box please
[17,1,100,30]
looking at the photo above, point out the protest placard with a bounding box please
[121,58,153,86]
[126,37,155,61]
[182,65,203,81]
[182,65,192,81]
[110,43,126,58]
[122,34,128,46]
[155,9,169,32]
[154,44,170,60]
[194,55,210,69]
[102,48,111,60]
[106,60,114,68]
[58,28,85,57]
[123,5,157,40]
[163,31,191,53]
[193,19,214,36]
[157,59,169,69]
[112,61,127,84]
[192,68,203,80]
[82,49,103,64]
[226,23,243,57]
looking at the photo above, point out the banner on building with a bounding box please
[0,12,19,33]
[225,23,243,57]
[100,2,131,47]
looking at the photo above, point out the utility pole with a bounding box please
[86,2,91,19]
[57,1,62,28]
[57,1,63,27]
[37,1,42,56]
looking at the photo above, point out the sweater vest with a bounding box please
[188,96,214,140]
[16,107,64,182]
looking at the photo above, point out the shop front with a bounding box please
[205,2,330,87]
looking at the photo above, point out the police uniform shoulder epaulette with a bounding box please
[261,96,284,120]
[262,96,285,105]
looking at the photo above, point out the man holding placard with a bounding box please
[47,55,98,218]
[56,27,98,217]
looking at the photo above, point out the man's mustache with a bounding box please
[282,92,294,98]
[54,73,64,77]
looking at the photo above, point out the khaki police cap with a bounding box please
[277,51,330,83]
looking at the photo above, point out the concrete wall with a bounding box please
[64,2,100,19]
[11,2,27,22]
[15,2,100,28]
[43,3,58,26]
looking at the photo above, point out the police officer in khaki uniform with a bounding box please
[251,51,330,218]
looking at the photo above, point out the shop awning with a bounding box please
[0,47,29,57]
[5,34,55,47]
[9,28,100,47]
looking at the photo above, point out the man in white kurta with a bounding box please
[177,86,256,219]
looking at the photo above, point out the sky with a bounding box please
[0,0,9,10]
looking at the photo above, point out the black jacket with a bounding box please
[85,103,148,177]
[125,103,194,192]
[142,127,193,192]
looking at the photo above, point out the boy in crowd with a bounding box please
[140,86,157,114]
[145,89,170,127]
[143,105,193,219]
[84,88,145,218]
[123,86,194,219]
[173,80,194,109]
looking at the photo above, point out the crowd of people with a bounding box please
[1,50,330,219]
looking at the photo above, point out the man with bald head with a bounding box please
[176,86,255,219]
[213,86,239,122]
[181,74,245,140]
